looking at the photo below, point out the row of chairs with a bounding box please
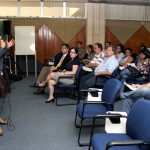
[51,61,150,150]
[50,63,150,150]
[89,99,150,150]
[75,79,150,150]
[55,77,150,150]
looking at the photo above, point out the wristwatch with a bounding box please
[63,70,66,75]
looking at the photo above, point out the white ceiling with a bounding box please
[0,0,150,7]
[89,0,150,6]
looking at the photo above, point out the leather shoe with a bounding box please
[30,83,39,88]
[45,98,55,103]
[34,89,45,94]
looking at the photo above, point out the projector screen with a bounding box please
[15,26,35,55]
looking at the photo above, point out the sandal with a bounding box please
[0,127,3,136]
[0,118,7,125]
[38,83,47,88]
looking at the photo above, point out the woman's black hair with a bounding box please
[140,43,147,50]
[117,44,125,53]
[140,49,150,59]
[125,48,132,53]
[70,47,79,59]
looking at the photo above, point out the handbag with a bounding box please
[126,65,141,78]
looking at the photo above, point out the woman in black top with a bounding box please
[38,48,80,103]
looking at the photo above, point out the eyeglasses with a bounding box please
[70,51,76,54]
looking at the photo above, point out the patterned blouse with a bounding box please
[136,58,150,74]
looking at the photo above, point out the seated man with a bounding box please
[80,43,106,76]
[79,45,119,99]
[121,82,150,114]
[76,41,86,60]
[32,43,71,94]
[86,42,105,69]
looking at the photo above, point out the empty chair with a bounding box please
[90,99,150,150]
[75,78,121,146]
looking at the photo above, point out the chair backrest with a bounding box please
[126,99,150,143]
[101,79,121,110]
[74,64,83,87]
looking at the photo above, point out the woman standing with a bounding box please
[0,38,15,135]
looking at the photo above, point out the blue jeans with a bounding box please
[120,87,150,114]
[117,69,145,94]
[117,69,131,94]
[79,72,108,97]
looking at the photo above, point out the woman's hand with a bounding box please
[6,39,15,48]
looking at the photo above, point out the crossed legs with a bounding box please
[121,87,150,114]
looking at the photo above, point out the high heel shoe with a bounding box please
[0,127,3,136]
[0,118,7,125]
[37,82,47,88]
[45,98,55,103]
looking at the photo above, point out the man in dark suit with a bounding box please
[32,43,71,94]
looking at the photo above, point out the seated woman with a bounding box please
[82,44,95,65]
[115,44,125,63]
[119,48,133,68]
[38,48,80,103]
[117,49,150,94]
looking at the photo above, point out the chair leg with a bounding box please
[55,88,59,106]
[78,119,89,147]
[88,145,91,150]
[75,111,80,128]
[88,118,96,150]
[55,88,79,106]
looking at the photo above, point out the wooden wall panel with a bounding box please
[3,18,86,64]
[69,25,86,50]
[106,21,150,53]
[36,25,63,64]
[105,26,121,46]
[124,26,150,53]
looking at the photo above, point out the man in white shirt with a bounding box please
[87,43,105,69]
[79,45,119,99]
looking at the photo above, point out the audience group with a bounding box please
[30,41,150,115]
[1,39,150,136]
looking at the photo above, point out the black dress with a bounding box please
[52,59,80,84]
